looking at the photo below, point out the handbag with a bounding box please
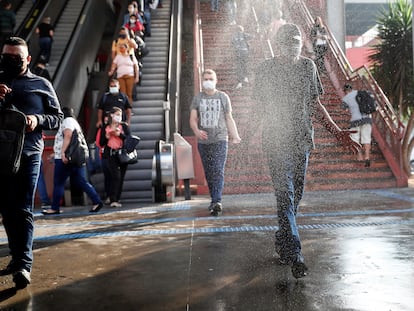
[65,128,89,167]
[118,148,138,164]
[118,134,140,164]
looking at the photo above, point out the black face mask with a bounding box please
[0,54,24,79]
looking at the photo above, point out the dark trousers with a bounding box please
[0,153,41,272]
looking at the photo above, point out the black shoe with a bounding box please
[89,202,103,213]
[0,261,16,276]
[291,255,308,279]
[13,269,31,289]
[210,202,222,216]
[364,159,371,167]
[41,208,61,215]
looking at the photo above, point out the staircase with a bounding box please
[121,1,171,202]
[197,1,399,194]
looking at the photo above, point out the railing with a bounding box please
[286,0,407,185]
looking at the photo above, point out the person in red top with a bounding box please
[124,14,145,38]
[99,107,131,208]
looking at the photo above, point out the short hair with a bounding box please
[202,69,217,79]
[110,78,119,85]
[62,107,75,118]
[275,23,302,45]
[343,84,353,91]
[3,37,28,49]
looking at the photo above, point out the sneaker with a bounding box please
[235,82,242,89]
[210,202,222,216]
[110,202,122,208]
[13,269,31,289]
[208,202,214,212]
[243,77,249,83]
[104,197,111,205]
[291,255,308,279]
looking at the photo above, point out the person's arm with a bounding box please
[35,81,64,130]
[96,108,103,128]
[108,59,117,76]
[134,63,139,83]
[225,112,241,144]
[125,108,132,125]
[61,128,73,164]
[312,98,360,153]
[189,109,208,140]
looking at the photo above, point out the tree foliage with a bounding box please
[369,0,413,118]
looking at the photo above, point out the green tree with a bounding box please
[369,0,414,174]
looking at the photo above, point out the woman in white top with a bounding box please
[42,107,103,214]
[108,43,139,103]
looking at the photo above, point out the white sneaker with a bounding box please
[243,77,249,83]
[110,202,122,208]
[235,82,242,89]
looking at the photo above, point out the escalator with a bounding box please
[111,0,173,203]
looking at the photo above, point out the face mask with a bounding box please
[119,34,127,39]
[113,115,122,123]
[202,80,216,90]
[109,86,119,94]
[130,19,136,24]
[0,54,24,79]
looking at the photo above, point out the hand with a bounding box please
[0,84,11,101]
[196,129,208,140]
[26,115,38,132]
[230,136,241,144]
[335,130,361,154]
[61,153,69,164]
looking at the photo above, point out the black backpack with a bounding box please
[356,90,377,114]
[0,102,27,175]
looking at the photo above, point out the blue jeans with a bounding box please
[0,153,41,272]
[51,159,102,211]
[144,10,151,36]
[39,36,52,62]
[198,141,228,203]
[265,148,310,261]
[37,160,51,205]
[210,0,219,11]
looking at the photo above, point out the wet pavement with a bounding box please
[0,188,414,310]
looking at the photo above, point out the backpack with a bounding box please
[356,90,377,114]
[0,103,27,176]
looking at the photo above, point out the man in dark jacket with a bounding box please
[0,37,63,289]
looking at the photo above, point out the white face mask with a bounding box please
[109,86,119,94]
[130,19,136,24]
[202,80,216,90]
[113,115,122,123]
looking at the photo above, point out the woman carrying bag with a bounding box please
[42,107,103,215]
[99,107,131,208]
